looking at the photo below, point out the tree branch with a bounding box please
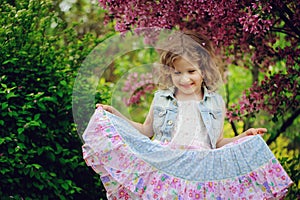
[270,2,300,37]
[270,27,298,38]
[231,121,238,136]
[225,79,239,136]
[267,107,300,145]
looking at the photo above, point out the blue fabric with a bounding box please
[108,112,274,182]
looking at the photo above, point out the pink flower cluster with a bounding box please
[238,12,272,36]
[227,67,300,122]
[97,0,299,71]
[122,72,156,106]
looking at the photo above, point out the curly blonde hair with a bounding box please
[156,30,222,92]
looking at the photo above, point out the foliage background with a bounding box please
[0,0,299,199]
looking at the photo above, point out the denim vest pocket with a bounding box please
[153,106,176,141]
[153,106,167,140]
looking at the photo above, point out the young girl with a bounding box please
[82,30,292,199]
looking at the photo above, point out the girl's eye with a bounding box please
[188,70,196,73]
[174,71,181,75]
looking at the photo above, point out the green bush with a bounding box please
[0,0,107,199]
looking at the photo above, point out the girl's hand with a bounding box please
[240,128,267,138]
[96,104,119,115]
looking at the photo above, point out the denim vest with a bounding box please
[152,87,225,149]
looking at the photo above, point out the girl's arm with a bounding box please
[215,96,267,148]
[216,128,267,148]
[96,103,154,138]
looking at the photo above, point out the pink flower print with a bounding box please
[229,186,238,194]
[102,155,110,163]
[154,180,164,193]
[118,188,129,199]
[281,175,287,181]
[194,192,201,199]
[118,152,126,160]
[170,178,181,188]
[238,186,245,196]
[112,135,121,142]
[207,182,215,192]
[249,171,258,181]
[136,160,146,171]
[188,190,193,198]
[120,173,127,179]
[240,177,252,189]
[151,177,157,186]
[138,188,145,196]
[95,124,104,132]
[153,193,158,199]
[139,160,145,166]
[272,164,283,177]
[122,161,129,169]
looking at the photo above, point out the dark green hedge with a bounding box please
[0,1,106,199]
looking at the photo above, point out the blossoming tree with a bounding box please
[97,0,299,145]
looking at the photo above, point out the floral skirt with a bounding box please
[82,107,293,200]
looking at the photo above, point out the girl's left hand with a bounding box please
[240,128,267,138]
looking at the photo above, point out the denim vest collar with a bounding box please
[158,86,215,101]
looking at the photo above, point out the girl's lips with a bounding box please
[180,83,194,88]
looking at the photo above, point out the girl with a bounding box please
[82,30,292,199]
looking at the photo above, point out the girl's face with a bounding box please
[171,57,204,100]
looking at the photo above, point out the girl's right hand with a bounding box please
[96,104,119,115]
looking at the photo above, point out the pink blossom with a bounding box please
[122,72,156,106]
[98,0,300,124]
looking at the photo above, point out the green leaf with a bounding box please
[6,92,18,99]
[32,164,42,169]
[1,83,7,89]
[37,101,46,110]
[24,121,40,127]
[17,128,25,134]
[2,102,8,110]
[34,114,41,121]
[37,148,43,156]
[49,172,56,177]
[19,134,25,142]
[23,168,30,175]
[8,147,14,154]
[2,58,19,65]
[33,181,44,190]
[40,96,58,104]
[61,182,69,190]
[46,152,55,162]
[29,170,36,178]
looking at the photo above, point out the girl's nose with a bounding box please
[181,74,190,82]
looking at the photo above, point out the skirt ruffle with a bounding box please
[82,108,293,200]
